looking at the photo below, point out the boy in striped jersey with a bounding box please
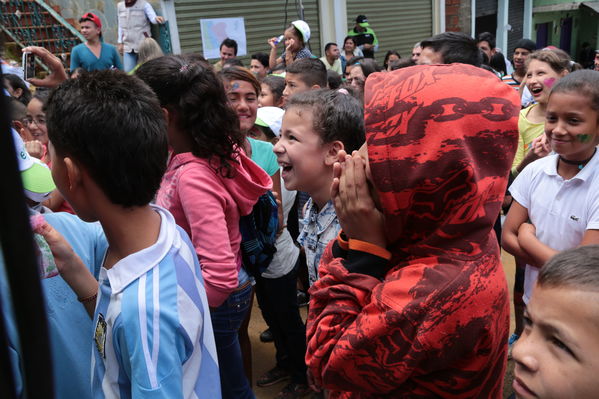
[36,70,221,398]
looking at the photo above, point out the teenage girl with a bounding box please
[137,55,271,399]
[512,50,570,175]
[219,66,283,387]
[503,70,599,336]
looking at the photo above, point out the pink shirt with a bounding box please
[157,151,272,307]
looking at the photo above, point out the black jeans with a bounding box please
[255,261,307,384]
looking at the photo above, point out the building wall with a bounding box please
[445,0,472,33]
[532,10,580,56]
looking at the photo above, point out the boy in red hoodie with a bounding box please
[306,63,520,398]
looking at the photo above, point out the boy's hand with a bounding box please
[33,221,82,277]
[331,150,386,248]
[21,46,68,88]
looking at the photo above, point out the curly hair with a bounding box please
[136,54,244,178]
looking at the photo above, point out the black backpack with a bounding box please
[239,191,279,277]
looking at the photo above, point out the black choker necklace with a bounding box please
[559,148,597,170]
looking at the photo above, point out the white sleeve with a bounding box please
[586,188,599,230]
[144,2,158,24]
[117,25,123,43]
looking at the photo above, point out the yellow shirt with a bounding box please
[512,104,545,174]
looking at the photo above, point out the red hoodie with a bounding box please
[306,64,519,398]
[156,151,272,307]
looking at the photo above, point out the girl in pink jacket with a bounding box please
[137,55,271,399]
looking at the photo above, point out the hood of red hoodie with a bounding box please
[167,150,272,216]
[364,64,519,260]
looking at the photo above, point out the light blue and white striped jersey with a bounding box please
[91,205,221,398]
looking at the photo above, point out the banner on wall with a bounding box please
[200,17,247,59]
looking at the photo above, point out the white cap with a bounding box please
[255,107,285,137]
[291,20,310,43]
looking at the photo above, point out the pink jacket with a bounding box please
[157,152,272,307]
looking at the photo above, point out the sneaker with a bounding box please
[507,333,519,360]
[260,328,274,343]
[274,382,312,399]
[257,366,290,387]
[297,290,309,307]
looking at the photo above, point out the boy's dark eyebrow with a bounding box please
[536,320,580,352]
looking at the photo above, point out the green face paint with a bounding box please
[577,134,591,143]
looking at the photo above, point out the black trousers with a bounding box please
[255,260,307,384]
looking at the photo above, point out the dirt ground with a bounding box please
[249,251,517,399]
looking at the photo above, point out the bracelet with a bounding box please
[78,292,98,304]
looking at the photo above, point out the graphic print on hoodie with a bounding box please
[157,151,272,307]
[306,64,520,398]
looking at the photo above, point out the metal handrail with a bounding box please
[33,0,84,42]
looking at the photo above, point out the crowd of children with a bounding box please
[4,15,599,399]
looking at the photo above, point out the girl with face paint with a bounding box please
[512,50,570,175]
[503,72,599,390]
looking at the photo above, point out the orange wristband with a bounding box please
[336,231,349,250]
[348,239,391,260]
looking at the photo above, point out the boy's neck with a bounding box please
[99,204,161,270]
[310,186,331,212]
[87,37,100,46]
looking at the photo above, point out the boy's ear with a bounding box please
[162,107,170,125]
[64,157,82,192]
[311,84,322,90]
[324,140,344,166]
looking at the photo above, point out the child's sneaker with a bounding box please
[257,366,290,387]
[507,333,519,360]
[275,382,312,399]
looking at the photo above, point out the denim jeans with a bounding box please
[255,261,307,384]
[123,51,138,73]
[210,269,255,399]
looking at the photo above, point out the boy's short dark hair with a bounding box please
[324,42,337,53]
[476,32,496,50]
[220,38,238,55]
[286,88,365,152]
[251,52,269,68]
[46,70,167,207]
[538,245,599,291]
[420,32,481,66]
[327,70,342,90]
[286,58,327,88]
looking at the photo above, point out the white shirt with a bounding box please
[510,152,599,303]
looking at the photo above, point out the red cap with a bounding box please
[81,12,102,30]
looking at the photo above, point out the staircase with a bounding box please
[0,0,83,68]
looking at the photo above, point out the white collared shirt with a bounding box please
[510,152,599,303]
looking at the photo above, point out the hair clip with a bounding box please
[179,64,190,72]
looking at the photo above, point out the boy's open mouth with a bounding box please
[278,161,293,173]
